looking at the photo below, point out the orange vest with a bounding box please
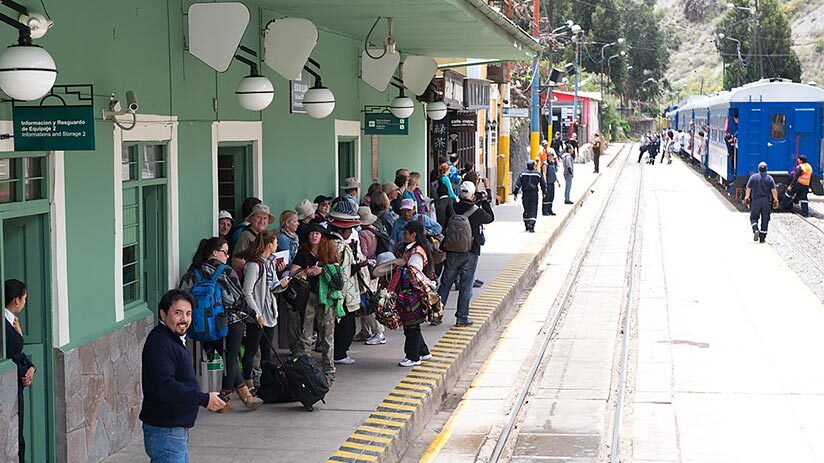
[798,162,812,186]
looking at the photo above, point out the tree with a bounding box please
[715,0,801,89]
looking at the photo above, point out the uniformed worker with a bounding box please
[784,154,813,217]
[542,146,560,216]
[513,160,547,233]
[743,161,779,243]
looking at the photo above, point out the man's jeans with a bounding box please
[438,252,479,323]
[564,174,573,202]
[143,423,189,463]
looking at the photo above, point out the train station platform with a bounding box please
[104,145,625,463]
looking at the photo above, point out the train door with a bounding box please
[793,106,823,194]
[766,107,790,166]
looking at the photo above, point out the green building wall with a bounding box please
[0,0,427,347]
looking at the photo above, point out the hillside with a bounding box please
[660,0,824,101]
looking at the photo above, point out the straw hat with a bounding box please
[245,203,275,225]
[341,177,360,190]
[295,198,317,220]
[372,252,404,278]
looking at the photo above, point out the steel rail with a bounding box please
[609,151,644,463]
[489,143,637,463]
[772,214,824,277]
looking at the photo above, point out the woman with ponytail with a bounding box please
[178,237,261,411]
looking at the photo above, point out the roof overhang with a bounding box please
[262,0,540,61]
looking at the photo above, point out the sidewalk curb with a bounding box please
[326,145,629,463]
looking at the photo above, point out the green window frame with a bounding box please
[121,143,167,311]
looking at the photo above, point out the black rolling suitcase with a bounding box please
[258,331,329,411]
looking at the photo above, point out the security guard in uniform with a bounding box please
[784,154,813,217]
[513,160,547,232]
[743,162,779,243]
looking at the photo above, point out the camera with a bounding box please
[125,91,139,113]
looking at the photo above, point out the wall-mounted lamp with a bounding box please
[389,77,414,119]
[426,101,447,120]
[301,57,335,119]
[0,1,55,101]
[233,45,274,111]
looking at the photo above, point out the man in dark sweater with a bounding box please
[140,289,225,461]
[438,181,494,327]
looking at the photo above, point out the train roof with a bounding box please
[677,95,709,112]
[681,81,824,113]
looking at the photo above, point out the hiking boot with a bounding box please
[236,385,263,410]
[352,332,369,342]
[455,319,474,327]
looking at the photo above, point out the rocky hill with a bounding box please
[661,0,824,101]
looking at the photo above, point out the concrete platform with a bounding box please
[103,145,624,463]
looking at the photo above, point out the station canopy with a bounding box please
[263,0,541,60]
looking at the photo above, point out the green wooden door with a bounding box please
[143,185,167,316]
[337,140,356,190]
[3,213,51,463]
[217,145,253,219]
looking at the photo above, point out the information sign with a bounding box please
[13,105,95,151]
[363,113,408,135]
[502,107,529,118]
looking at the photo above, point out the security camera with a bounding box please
[125,91,139,113]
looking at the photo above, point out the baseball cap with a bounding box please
[459,181,476,199]
[399,198,416,210]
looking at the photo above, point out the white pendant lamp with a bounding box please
[303,85,335,119]
[235,75,274,111]
[426,101,447,120]
[390,93,415,119]
[0,44,56,101]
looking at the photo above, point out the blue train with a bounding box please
[668,79,824,196]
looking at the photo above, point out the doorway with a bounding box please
[3,213,52,462]
[217,145,253,219]
[337,140,356,190]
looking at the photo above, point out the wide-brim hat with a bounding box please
[295,198,318,220]
[341,177,361,190]
[306,223,330,236]
[245,203,275,225]
[358,206,378,226]
[328,217,361,229]
[328,197,360,222]
[373,254,405,278]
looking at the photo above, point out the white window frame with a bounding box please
[334,119,361,192]
[210,121,263,236]
[113,114,179,322]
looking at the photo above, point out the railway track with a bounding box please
[771,212,824,277]
[488,145,643,463]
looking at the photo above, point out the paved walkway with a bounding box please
[413,148,824,463]
[104,146,622,463]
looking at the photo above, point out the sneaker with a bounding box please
[334,356,356,365]
[352,333,369,342]
[455,319,475,327]
[420,354,433,361]
[399,358,421,367]
[759,236,766,243]
[473,279,484,288]
[365,333,386,345]
[429,317,443,326]
[753,230,759,242]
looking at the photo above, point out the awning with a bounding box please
[262,0,540,60]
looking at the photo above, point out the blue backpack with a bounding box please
[188,265,229,342]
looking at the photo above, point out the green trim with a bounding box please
[58,307,153,353]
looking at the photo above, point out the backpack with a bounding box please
[226,223,250,254]
[364,227,393,256]
[188,265,229,342]
[441,205,478,253]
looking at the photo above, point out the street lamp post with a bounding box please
[570,24,582,140]
[599,38,624,138]
[717,33,744,86]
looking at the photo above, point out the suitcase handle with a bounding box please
[260,329,288,370]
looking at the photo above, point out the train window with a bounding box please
[770,114,786,140]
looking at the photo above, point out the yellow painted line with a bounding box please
[359,424,400,436]
[386,395,423,405]
[364,417,405,428]
[390,389,427,399]
[379,401,418,412]
[399,379,434,389]
[341,441,385,454]
[406,371,441,380]
[373,410,413,420]
[418,401,466,463]
[416,363,449,372]
[332,449,378,462]
[352,432,393,445]
[441,333,474,340]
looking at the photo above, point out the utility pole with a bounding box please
[754,0,764,79]
[498,0,513,202]
[529,0,541,162]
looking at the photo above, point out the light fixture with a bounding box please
[233,45,274,111]
[426,101,447,120]
[0,3,55,101]
[301,57,335,119]
[389,76,414,119]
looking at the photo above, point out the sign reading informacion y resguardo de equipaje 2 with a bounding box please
[363,112,408,135]
[13,105,96,151]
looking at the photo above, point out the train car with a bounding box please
[676,80,824,195]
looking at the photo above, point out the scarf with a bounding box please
[318,263,345,318]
